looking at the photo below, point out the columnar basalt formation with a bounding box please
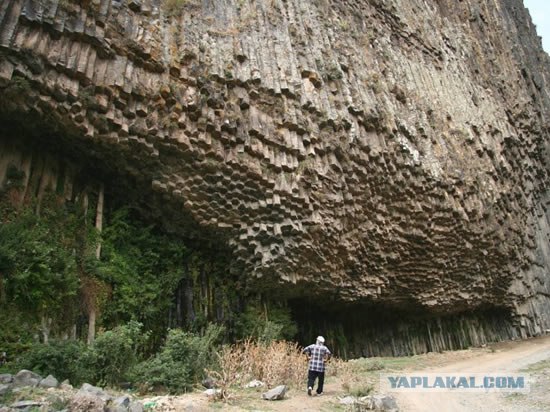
[0,0,549,354]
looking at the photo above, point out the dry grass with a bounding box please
[205,346,242,401]
[210,340,306,394]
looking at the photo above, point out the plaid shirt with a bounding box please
[303,343,331,372]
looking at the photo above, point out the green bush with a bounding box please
[234,302,298,342]
[14,340,85,384]
[131,323,224,393]
[80,321,146,386]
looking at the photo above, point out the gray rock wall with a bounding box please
[0,0,549,350]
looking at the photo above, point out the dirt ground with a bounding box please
[141,335,550,411]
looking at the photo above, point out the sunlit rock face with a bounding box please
[0,0,549,352]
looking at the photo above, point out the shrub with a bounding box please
[233,303,298,342]
[130,355,191,394]
[80,321,145,387]
[14,340,85,384]
[212,340,305,391]
[349,383,374,397]
[131,323,224,393]
[205,346,241,401]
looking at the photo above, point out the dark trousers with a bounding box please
[307,370,325,394]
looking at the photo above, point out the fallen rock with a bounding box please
[355,394,399,411]
[70,393,106,412]
[0,374,13,384]
[107,395,131,412]
[13,370,42,388]
[60,379,73,390]
[262,385,287,401]
[39,374,59,389]
[339,395,357,405]
[203,388,221,398]
[78,383,112,402]
[358,396,376,410]
[371,394,398,411]
[0,384,11,396]
[128,401,144,412]
[113,395,131,407]
[245,379,265,388]
[10,400,43,409]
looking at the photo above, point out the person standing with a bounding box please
[302,336,331,396]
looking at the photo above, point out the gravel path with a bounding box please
[394,335,550,412]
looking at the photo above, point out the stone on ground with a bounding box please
[39,374,59,389]
[0,374,13,384]
[0,384,11,396]
[13,370,42,388]
[245,379,265,388]
[339,395,357,405]
[262,385,287,400]
[70,393,106,412]
[203,388,221,398]
[78,383,112,402]
[10,400,43,409]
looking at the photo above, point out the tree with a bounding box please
[0,209,80,342]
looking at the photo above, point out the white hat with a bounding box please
[317,336,325,343]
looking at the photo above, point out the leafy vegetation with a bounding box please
[0,163,300,393]
[233,300,298,342]
[0,200,82,342]
[131,324,224,393]
[14,340,85,384]
[79,321,146,386]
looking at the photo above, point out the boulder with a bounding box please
[355,394,399,411]
[39,374,59,389]
[203,388,220,399]
[113,395,131,408]
[60,379,73,390]
[77,383,112,402]
[262,385,287,401]
[0,374,13,384]
[107,395,131,412]
[13,370,42,388]
[0,384,11,396]
[371,394,398,411]
[128,401,144,412]
[70,393,106,412]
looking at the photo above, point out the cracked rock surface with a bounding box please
[0,0,549,344]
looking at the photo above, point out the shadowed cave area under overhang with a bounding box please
[0,109,523,357]
[290,299,519,357]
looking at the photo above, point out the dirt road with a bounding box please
[141,336,550,411]
[269,335,550,412]
[393,335,550,412]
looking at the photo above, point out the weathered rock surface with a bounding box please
[0,0,549,354]
[39,374,59,389]
[0,384,11,396]
[0,374,13,384]
[262,384,287,400]
[10,400,43,410]
[13,370,41,388]
[340,394,399,411]
[77,383,112,402]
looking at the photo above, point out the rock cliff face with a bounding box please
[0,0,549,355]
